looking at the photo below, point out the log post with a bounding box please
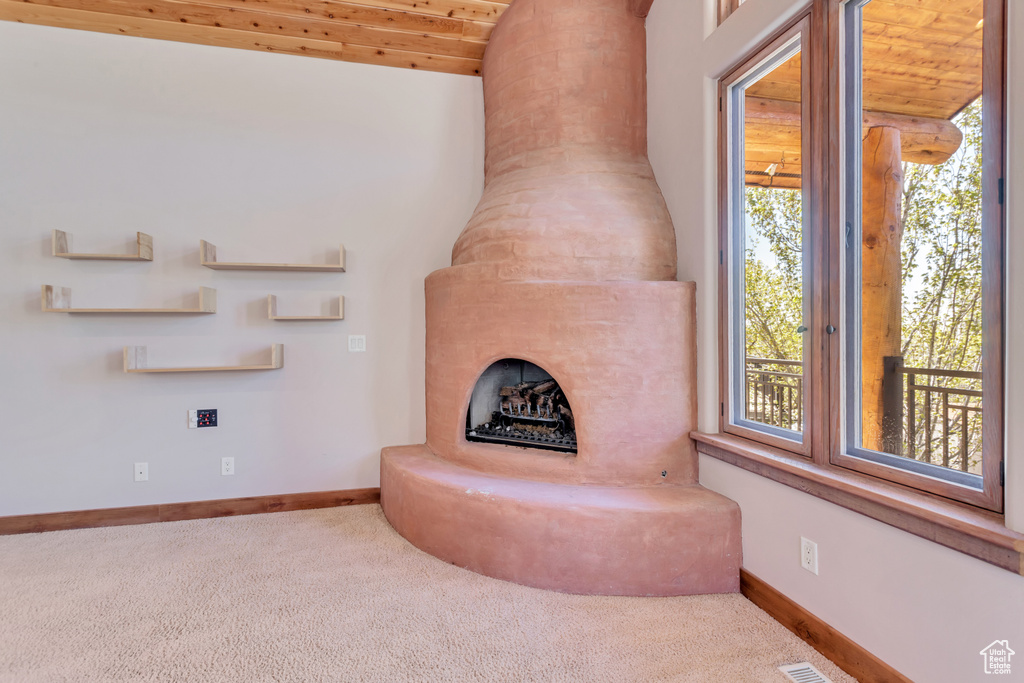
[861,126,904,452]
[882,355,905,454]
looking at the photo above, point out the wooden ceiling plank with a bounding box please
[861,61,981,90]
[344,41,480,73]
[460,18,492,41]
[190,0,471,39]
[862,40,980,75]
[332,0,507,23]
[862,22,983,53]
[0,0,482,75]
[861,75,985,111]
[11,0,488,59]
[864,2,982,37]
[872,0,983,15]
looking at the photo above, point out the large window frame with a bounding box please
[717,0,1006,513]
[720,15,821,458]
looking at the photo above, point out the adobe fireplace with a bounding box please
[379,0,741,596]
[466,359,577,453]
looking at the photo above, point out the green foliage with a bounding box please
[900,100,984,471]
[901,100,984,379]
[743,186,803,362]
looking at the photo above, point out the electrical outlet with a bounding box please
[134,462,148,482]
[800,537,819,575]
[348,335,366,352]
[221,457,235,476]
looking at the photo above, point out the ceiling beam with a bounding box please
[745,96,964,166]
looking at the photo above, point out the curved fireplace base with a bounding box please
[381,444,742,596]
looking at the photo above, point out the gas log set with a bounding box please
[467,379,577,453]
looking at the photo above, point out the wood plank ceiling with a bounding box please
[0,0,512,76]
[743,0,983,188]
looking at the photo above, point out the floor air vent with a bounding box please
[778,662,833,683]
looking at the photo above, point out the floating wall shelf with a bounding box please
[267,295,345,321]
[52,230,153,261]
[200,240,346,272]
[42,285,217,314]
[123,344,284,373]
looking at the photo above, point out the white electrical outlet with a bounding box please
[188,410,198,429]
[348,335,366,352]
[800,537,819,575]
[221,457,235,476]
[134,462,149,482]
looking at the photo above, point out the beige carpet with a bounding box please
[0,505,854,682]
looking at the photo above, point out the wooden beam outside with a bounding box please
[746,96,963,165]
[860,126,904,453]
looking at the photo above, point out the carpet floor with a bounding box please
[0,504,855,682]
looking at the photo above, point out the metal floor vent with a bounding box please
[778,662,834,683]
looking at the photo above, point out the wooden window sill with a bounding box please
[692,431,1024,575]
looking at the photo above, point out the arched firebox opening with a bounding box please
[465,358,577,454]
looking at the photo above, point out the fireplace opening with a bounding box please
[466,359,577,453]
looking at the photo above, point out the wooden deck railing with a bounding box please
[744,358,983,473]
[744,358,804,432]
[902,365,983,473]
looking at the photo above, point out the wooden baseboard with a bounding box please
[0,488,381,535]
[741,569,911,683]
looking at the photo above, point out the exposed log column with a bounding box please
[861,125,904,452]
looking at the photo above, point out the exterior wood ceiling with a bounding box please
[0,0,511,76]
[744,0,983,188]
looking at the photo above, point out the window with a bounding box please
[719,0,744,25]
[722,18,815,455]
[719,0,1004,511]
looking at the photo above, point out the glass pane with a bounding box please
[851,0,984,477]
[736,45,806,435]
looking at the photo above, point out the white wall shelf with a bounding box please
[200,240,345,272]
[123,344,284,373]
[42,285,217,314]
[267,294,344,321]
[52,230,153,261]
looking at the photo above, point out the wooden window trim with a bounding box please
[719,14,818,459]
[827,0,1006,514]
[692,431,1024,575]
[717,0,1006,515]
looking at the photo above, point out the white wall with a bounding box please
[0,22,484,516]
[647,1,1024,681]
